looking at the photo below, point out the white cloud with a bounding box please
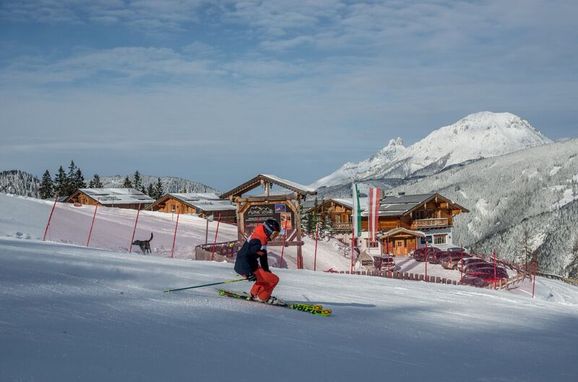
[0,47,219,86]
[0,0,206,32]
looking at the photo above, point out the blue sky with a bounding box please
[1,0,577,190]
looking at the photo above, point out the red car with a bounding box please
[467,266,508,279]
[413,247,443,262]
[441,253,470,270]
[458,258,487,272]
[459,275,489,287]
[373,256,398,271]
[463,261,492,272]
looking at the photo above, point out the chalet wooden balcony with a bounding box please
[410,218,449,229]
[333,222,353,232]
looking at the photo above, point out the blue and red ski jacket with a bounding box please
[234,224,271,276]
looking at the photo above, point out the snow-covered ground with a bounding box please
[0,193,352,271]
[1,193,578,381]
[0,193,486,280]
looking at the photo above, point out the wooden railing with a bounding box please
[332,223,352,231]
[411,218,449,229]
[195,240,242,262]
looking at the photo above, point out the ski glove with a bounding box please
[246,273,257,282]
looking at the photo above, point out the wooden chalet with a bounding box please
[306,198,354,233]
[65,188,155,210]
[307,192,468,256]
[221,174,317,269]
[150,193,237,223]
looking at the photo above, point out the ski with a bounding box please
[217,289,332,317]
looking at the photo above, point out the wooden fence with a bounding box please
[336,266,521,290]
[195,240,241,262]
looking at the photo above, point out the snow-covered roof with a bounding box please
[314,193,467,216]
[378,227,426,238]
[332,198,353,208]
[260,174,316,194]
[377,193,435,216]
[163,193,236,212]
[76,188,154,206]
[221,174,317,199]
[169,192,222,202]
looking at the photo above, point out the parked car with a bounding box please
[440,253,470,270]
[458,257,487,272]
[466,266,508,279]
[427,249,447,264]
[411,247,428,261]
[429,248,447,264]
[462,262,493,274]
[373,256,398,271]
[413,247,443,262]
[459,275,489,287]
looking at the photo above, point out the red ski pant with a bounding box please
[250,268,279,301]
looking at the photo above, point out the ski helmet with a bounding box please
[263,218,281,236]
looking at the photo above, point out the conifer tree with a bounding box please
[147,183,155,197]
[65,160,78,196]
[123,176,133,188]
[311,198,320,234]
[133,171,143,191]
[567,236,578,279]
[89,174,103,188]
[39,170,54,199]
[519,228,533,268]
[300,204,309,233]
[149,178,165,199]
[73,168,86,191]
[153,177,164,199]
[322,213,334,238]
[53,166,67,197]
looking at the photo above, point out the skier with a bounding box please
[234,218,282,305]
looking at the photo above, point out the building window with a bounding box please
[434,235,446,245]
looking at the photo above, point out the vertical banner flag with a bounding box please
[368,187,381,242]
[352,183,362,238]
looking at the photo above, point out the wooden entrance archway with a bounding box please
[221,174,316,269]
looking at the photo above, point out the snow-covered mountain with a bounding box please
[311,112,552,189]
[389,138,578,278]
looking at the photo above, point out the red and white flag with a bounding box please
[368,187,381,242]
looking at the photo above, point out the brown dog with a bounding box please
[132,232,153,254]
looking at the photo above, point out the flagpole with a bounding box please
[351,183,361,273]
[350,229,355,273]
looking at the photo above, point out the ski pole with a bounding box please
[164,277,246,293]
